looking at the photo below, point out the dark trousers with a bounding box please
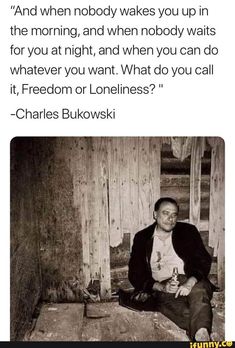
[119,276,213,340]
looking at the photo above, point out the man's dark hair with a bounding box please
[154,197,179,212]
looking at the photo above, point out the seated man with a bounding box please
[123,197,215,341]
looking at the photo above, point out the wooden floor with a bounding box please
[27,292,224,342]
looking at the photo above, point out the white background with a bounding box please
[0,0,234,341]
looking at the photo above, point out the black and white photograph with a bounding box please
[10,136,225,342]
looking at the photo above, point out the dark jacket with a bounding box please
[128,221,212,292]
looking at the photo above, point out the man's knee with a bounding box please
[189,279,213,301]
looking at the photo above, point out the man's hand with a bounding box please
[153,280,179,293]
[152,281,165,292]
[132,291,149,302]
[175,284,191,298]
[165,280,179,294]
[175,277,197,298]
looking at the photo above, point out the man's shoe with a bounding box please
[195,328,210,341]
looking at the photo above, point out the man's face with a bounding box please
[154,202,178,232]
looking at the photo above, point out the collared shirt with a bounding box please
[150,231,185,282]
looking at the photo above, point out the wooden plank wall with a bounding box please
[160,138,225,289]
[63,137,161,298]
[208,138,225,289]
[161,140,211,223]
[189,138,203,228]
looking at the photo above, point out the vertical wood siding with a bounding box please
[63,137,162,298]
[189,137,203,228]
[208,138,225,289]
